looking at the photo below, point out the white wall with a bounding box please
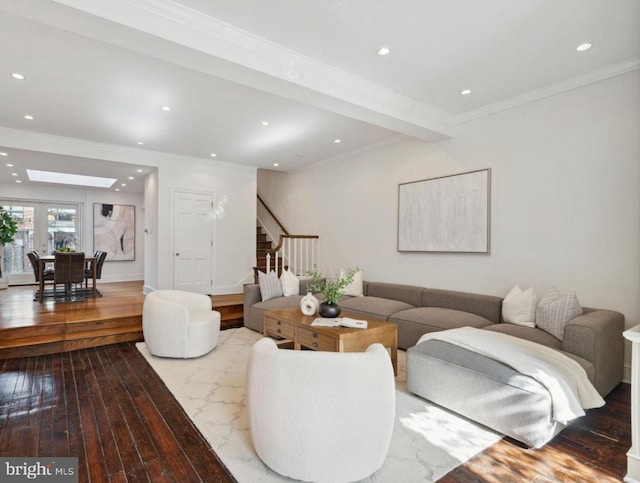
[153,158,257,294]
[0,180,145,282]
[143,169,159,293]
[0,130,257,295]
[259,70,640,370]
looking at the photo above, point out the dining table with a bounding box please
[38,254,97,302]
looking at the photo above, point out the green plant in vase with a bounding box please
[0,208,18,285]
[307,266,356,318]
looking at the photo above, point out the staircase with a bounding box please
[256,226,274,276]
[255,195,319,281]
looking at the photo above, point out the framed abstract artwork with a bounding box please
[93,203,135,261]
[398,168,490,253]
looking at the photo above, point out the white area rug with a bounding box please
[137,328,501,482]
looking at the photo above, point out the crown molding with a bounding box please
[454,58,640,125]
[291,133,410,174]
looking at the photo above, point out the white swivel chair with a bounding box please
[246,338,396,483]
[142,290,220,358]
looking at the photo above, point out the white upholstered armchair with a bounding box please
[246,337,396,482]
[142,290,220,358]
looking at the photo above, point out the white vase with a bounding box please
[300,291,319,316]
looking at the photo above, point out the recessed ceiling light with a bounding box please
[137,169,143,173]
[273,163,279,167]
[0,152,7,156]
[6,163,13,167]
[576,42,592,52]
[115,188,120,192]
[334,138,341,144]
[460,89,472,95]
[27,169,117,188]
[377,47,390,56]
[128,176,134,180]
[210,153,217,157]
[137,141,144,145]
[161,106,171,111]
[11,73,25,80]
[24,114,34,120]
[261,121,269,126]
[15,180,22,183]
[11,173,18,176]
[121,183,126,187]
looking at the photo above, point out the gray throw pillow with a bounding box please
[258,270,283,302]
[535,287,582,340]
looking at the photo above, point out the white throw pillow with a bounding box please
[341,269,364,297]
[258,270,283,302]
[502,285,537,327]
[535,287,583,341]
[280,268,299,296]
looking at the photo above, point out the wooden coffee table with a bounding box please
[263,307,398,375]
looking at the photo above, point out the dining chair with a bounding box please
[84,251,107,288]
[54,252,86,300]
[27,251,55,300]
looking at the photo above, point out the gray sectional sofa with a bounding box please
[243,279,625,447]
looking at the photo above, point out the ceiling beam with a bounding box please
[5,0,453,142]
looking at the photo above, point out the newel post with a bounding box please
[624,325,640,483]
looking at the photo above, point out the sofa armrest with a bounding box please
[243,284,262,320]
[562,308,624,396]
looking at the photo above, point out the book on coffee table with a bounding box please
[311,317,368,329]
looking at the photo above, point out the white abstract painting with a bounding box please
[398,169,490,253]
[93,203,135,260]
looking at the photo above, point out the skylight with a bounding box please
[27,169,117,188]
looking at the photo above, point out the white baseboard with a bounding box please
[100,274,144,283]
[625,450,640,483]
[624,364,632,384]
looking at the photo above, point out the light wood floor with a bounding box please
[0,282,145,359]
[0,282,243,359]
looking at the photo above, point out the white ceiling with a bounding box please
[0,0,638,193]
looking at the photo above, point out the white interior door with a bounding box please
[173,190,213,294]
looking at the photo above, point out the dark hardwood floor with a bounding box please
[0,285,631,482]
[441,382,631,482]
[0,343,235,482]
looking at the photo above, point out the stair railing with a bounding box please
[257,194,318,278]
[266,235,319,278]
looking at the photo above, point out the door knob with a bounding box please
[176,253,180,256]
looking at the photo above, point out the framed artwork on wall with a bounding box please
[398,168,491,253]
[93,203,135,261]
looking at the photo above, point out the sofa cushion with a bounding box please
[482,324,562,350]
[339,296,415,320]
[390,307,495,332]
[364,282,424,307]
[253,295,305,311]
[422,288,503,324]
